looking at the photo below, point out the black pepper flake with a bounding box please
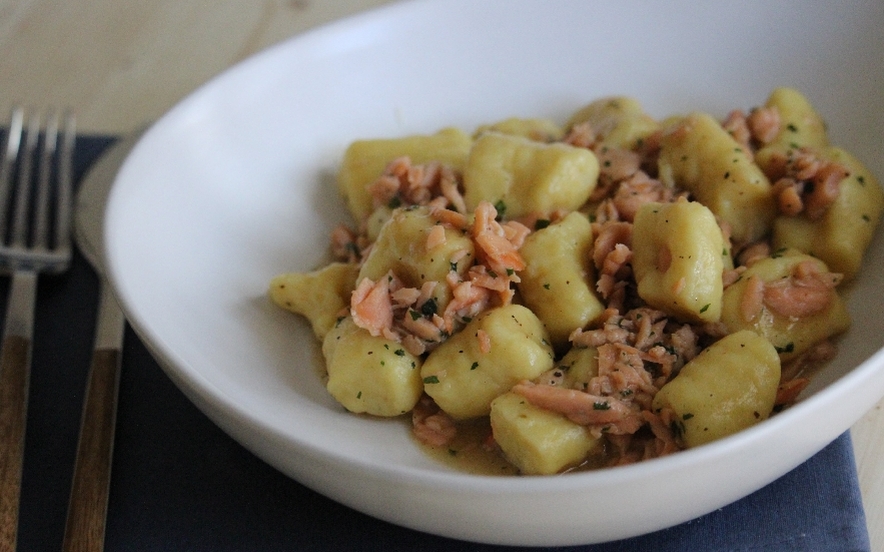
[420,297,439,317]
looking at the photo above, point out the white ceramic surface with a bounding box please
[104,0,884,545]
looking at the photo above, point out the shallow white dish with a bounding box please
[104,0,884,546]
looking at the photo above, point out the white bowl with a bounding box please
[104,0,884,546]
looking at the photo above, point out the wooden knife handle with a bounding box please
[0,335,30,552]
[62,347,121,552]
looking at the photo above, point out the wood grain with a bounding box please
[62,349,121,552]
[0,0,397,134]
[0,335,30,552]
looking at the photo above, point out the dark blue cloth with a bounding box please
[8,134,872,551]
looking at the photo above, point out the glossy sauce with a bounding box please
[417,418,612,476]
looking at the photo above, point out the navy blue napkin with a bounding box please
[7,134,872,551]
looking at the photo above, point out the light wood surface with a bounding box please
[1,1,881,549]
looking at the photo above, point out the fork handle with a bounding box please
[0,337,30,552]
[0,270,37,552]
[62,346,120,552]
[0,335,30,552]
[62,281,124,552]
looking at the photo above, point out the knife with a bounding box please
[63,133,140,552]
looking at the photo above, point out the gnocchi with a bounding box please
[270,88,880,475]
[652,330,780,448]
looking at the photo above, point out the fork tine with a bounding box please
[9,112,40,248]
[32,110,59,249]
[0,108,25,235]
[55,113,76,253]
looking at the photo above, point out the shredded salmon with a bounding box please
[476,329,492,354]
[611,172,672,222]
[775,378,811,407]
[761,260,843,319]
[471,201,527,276]
[722,107,780,152]
[412,395,457,446]
[562,120,596,149]
[642,408,681,458]
[764,148,850,220]
[331,224,365,263]
[722,110,752,151]
[747,106,781,145]
[298,93,864,474]
[368,157,463,212]
[512,381,645,437]
[350,274,395,339]
[426,224,447,250]
[740,274,766,322]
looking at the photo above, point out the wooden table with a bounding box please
[1,1,882,549]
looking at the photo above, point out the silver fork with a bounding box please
[0,107,75,551]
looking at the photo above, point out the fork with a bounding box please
[0,107,75,551]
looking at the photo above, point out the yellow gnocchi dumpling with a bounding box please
[421,304,554,420]
[490,391,600,475]
[652,330,780,448]
[565,96,659,150]
[657,112,776,245]
[772,148,884,281]
[474,117,564,142]
[720,249,850,362]
[358,206,475,312]
[755,87,830,174]
[462,132,599,219]
[558,345,600,390]
[517,212,605,349]
[337,128,473,221]
[322,317,423,417]
[269,262,358,340]
[632,199,727,323]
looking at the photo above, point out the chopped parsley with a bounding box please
[493,199,507,220]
